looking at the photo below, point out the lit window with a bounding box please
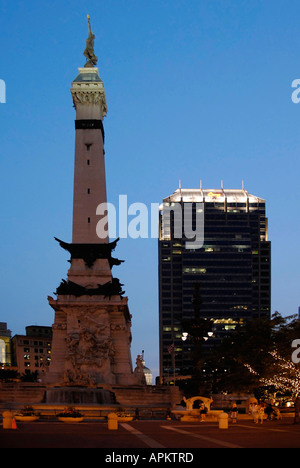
[183,267,206,274]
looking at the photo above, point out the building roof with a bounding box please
[162,188,265,205]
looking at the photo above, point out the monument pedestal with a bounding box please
[45,293,139,387]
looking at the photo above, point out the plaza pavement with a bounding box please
[1,416,300,450]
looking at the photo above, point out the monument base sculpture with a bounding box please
[44,290,141,388]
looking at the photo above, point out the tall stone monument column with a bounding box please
[45,18,141,389]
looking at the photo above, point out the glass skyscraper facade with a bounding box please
[158,187,271,380]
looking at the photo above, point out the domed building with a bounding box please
[134,351,153,385]
[141,357,153,386]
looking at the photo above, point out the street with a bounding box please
[1,418,300,450]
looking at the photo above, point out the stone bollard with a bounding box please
[2,411,13,429]
[107,413,118,430]
[218,412,229,429]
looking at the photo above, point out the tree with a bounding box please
[20,370,39,382]
[245,350,300,398]
[243,313,300,398]
[0,369,19,381]
[180,305,300,397]
[178,283,214,395]
[206,312,300,395]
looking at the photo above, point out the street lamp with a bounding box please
[181,332,189,342]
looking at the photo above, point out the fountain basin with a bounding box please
[46,387,115,405]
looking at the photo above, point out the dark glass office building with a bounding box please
[158,187,271,380]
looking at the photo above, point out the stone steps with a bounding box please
[0,383,46,403]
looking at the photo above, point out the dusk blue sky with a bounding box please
[1,0,300,379]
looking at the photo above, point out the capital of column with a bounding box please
[71,67,107,118]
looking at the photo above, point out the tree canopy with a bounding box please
[180,311,300,399]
